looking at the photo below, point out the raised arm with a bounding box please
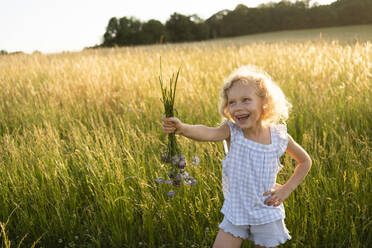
[162,117,230,142]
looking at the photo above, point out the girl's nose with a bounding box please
[232,102,244,111]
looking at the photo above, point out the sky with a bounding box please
[0,0,336,54]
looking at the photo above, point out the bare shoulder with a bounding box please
[212,120,230,142]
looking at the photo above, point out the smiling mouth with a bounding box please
[236,114,250,121]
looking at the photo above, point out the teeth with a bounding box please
[236,114,250,120]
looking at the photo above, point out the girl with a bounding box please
[162,65,312,248]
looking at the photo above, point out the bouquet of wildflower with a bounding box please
[156,61,199,197]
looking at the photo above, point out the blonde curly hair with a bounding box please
[219,65,292,126]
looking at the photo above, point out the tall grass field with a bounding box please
[0,25,371,247]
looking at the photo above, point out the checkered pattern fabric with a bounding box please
[221,121,289,225]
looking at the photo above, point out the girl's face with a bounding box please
[227,81,265,130]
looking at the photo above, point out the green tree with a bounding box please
[333,0,372,25]
[103,17,119,47]
[206,10,230,38]
[117,17,142,45]
[142,19,166,44]
[189,15,210,41]
[165,13,195,42]
[103,17,145,46]
[220,4,249,37]
[100,0,372,47]
[310,5,338,27]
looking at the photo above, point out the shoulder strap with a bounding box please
[272,124,289,156]
[226,120,238,141]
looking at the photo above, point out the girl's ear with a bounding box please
[262,97,269,108]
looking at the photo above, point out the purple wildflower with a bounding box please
[168,190,175,197]
[192,155,200,165]
[179,155,185,161]
[164,180,172,184]
[184,177,194,185]
[173,179,181,187]
[181,171,189,178]
[156,178,164,183]
[191,179,198,186]
[178,160,186,169]
[172,155,180,165]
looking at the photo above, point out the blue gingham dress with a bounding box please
[221,121,289,225]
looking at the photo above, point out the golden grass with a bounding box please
[0,25,371,247]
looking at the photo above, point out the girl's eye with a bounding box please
[229,101,236,105]
[243,98,251,102]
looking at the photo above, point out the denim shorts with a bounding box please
[219,217,291,247]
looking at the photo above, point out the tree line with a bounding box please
[102,0,372,47]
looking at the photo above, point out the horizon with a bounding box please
[0,0,335,54]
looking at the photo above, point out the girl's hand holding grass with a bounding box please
[156,60,199,196]
[162,117,184,135]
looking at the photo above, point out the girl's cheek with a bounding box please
[229,106,234,114]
